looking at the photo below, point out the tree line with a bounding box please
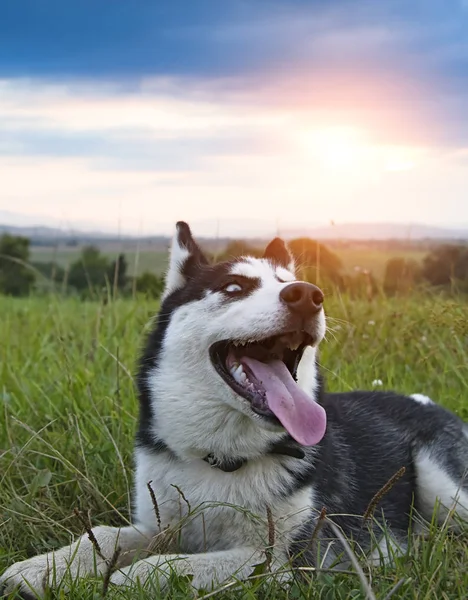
[0,234,164,299]
[1,233,467,299]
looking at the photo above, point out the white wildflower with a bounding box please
[372,379,383,387]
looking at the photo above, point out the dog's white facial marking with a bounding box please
[229,259,295,284]
[229,260,259,279]
[276,266,296,282]
[229,258,291,281]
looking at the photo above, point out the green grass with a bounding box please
[1,293,467,599]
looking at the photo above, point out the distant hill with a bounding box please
[282,222,468,241]
[1,219,467,244]
[0,220,124,239]
[0,223,168,247]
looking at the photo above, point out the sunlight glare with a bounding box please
[383,146,417,171]
[300,126,369,171]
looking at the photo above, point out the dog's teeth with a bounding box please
[229,362,253,387]
[230,363,250,385]
[230,363,240,376]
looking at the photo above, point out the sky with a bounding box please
[1,0,468,236]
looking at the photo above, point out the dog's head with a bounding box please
[139,222,327,460]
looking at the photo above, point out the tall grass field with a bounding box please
[1,293,467,599]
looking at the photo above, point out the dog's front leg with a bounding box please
[0,524,155,599]
[110,546,269,592]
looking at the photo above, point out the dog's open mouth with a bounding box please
[209,331,327,446]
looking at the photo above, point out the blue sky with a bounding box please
[1,0,468,234]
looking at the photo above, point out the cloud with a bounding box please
[1,1,468,231]
[0,78,292,175]
[0,127,276,172]
[0,73,468,234]
[2,0,468,149]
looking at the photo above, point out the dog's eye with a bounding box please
[224,283,243,294]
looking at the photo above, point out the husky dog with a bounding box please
[1,222,468,598]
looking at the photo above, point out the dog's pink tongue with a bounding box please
[241,357,327,446]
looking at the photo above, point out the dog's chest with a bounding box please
[134,450,313,553]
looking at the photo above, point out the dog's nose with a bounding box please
[280,282,324,315]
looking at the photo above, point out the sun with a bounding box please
[299,126,369,171]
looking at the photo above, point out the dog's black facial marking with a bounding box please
[264,237,293,269]
[213,274,261,300]
[167,259,263,304]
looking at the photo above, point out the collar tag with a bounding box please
[203,454,246,472]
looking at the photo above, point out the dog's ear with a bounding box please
[264,237,295,273]
[162,221,209,299]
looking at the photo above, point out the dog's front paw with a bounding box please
[0,555,57,599]
[109,558,173,591]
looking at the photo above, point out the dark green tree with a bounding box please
[384,257,421,295]
[342,268,379,300]
[421,244,468,288]
[68,245,110,294]
[213,240,263,262]
[31,261,66,282]
[135,272,165,298]
[0,234,35,296]
[108,253,128,293]
[30,260,67,294]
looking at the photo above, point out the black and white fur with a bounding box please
[2,222,468,598]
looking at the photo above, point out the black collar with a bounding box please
[203,438,306,472]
